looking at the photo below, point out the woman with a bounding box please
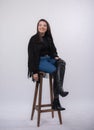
[28,19,69,110]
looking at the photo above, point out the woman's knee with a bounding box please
[49,66,56,73]
[39,63,56,73]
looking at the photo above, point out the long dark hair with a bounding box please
[36,19,53,43]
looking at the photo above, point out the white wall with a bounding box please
[0,0,94,119]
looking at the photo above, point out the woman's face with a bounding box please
[38,21,47,35]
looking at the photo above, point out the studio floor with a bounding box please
[0,102,94,130]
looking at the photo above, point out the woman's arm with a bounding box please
[28,36,40,77]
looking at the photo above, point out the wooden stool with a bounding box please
[31,72,62,127]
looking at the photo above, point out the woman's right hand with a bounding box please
[33,73,39,81]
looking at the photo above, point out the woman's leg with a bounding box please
[55,59,69,97]
[39,56,56,73]
[39,56,65,110]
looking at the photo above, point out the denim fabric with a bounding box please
[39,56,56,73]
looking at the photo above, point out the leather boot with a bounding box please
[56,59,69,97]
[51,71,65,110]
[52,71,59,99]
[52,98,65,111]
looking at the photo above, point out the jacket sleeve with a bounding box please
[51,41,58,58]
[47,37,58,58]
[28,38,40,77]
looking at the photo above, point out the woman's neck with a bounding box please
[40,33,45,37]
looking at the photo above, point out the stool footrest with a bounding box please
[35,104,53,113]
[41,109,53,113]
[36,104,52,107]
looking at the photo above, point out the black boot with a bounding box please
[52,70,69,98]
[52,98,65,111]
[59,88,69,97]
[56,59,69,97]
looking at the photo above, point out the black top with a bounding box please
[28,33,58,77]
[40,36,50,56]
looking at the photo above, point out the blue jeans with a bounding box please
[39,56,57,73]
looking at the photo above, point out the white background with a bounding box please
[0,0,94,129]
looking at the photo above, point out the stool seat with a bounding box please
[31,72,62,127]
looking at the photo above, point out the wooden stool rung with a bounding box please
[36,104,52,107]
[41,109,54,113]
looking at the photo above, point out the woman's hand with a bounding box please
[33,73,39,81]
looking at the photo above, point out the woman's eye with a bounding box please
[44,25,47,27]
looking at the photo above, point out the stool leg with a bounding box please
[58,111,63,124]
[31,82,39,120]
[37,75,43,127]
[49,74,54,118]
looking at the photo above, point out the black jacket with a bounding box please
[28,34,58,77]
